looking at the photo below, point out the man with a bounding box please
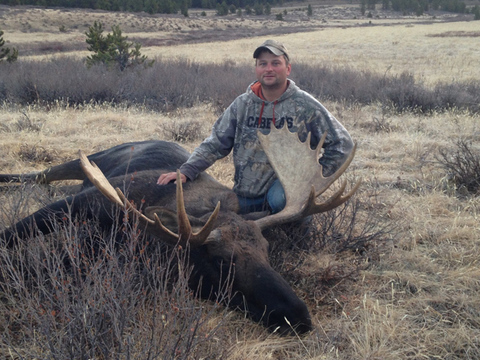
[157,39,353,215]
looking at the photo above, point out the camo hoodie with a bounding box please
[179,79,354,198]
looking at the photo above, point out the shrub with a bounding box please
[437,138,480,195]
[162,120,205,143]
[0,57,479,114]
[0,196,231,358]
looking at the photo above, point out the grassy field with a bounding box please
[0,4,480,359]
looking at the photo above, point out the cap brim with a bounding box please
[253,46,284,58]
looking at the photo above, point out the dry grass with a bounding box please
[1,5,478,84]
[1,101,479,359]
[0,4,480,359]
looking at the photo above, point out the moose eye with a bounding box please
[212,256,235,273]
[213,257,227,267]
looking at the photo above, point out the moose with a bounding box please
[0,126,359,335]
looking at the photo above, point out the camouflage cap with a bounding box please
[253,39,290,61]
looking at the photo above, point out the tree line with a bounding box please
[1,0,477,16]
[362,0,476,16]
[0,0,290,14]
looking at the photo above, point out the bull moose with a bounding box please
[0,126,359,335]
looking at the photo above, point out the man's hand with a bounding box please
[157,172,187,185]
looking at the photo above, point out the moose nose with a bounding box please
[250,267,313,335]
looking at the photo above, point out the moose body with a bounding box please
[1,141,240,239]
[0,139,313,334]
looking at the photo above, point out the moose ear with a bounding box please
[145,206,179,232]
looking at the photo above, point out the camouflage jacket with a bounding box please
[179,79,354,198]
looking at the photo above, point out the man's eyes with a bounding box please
[258,62,281,67]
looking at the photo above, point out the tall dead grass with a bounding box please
[0,99,478,358]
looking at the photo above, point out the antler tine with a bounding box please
[314,142,357,198]
[306,179,362,215]
[80,151,220,248]
[255,127,360,230]
[79,150,124,206]
[173,170,221,247]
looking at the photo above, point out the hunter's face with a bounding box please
[255,52,291,91]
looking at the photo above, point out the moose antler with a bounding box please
[254,127,361,230]
[79,151,220,248]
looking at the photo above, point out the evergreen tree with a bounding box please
[307,4,312,16]
[473,5,480,20]
[216,0,228,15]
[264,3,271,15]
[0,29,18,63]
[253,2,263,15]
[360,0,366,15]
[85,22,153,71]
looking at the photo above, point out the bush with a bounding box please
[0,193,231,358]
[162,120,205,143]
[0,57,479,114]
[437,138,480,195]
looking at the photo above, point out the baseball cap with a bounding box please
[253,39,289,61]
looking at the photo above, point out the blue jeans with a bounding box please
[237,179,286,214]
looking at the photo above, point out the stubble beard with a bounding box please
[260,76,283,91]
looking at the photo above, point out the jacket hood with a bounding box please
[247,79,298,104]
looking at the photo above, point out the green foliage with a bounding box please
[216,1,228,15]
[384,0,467,14]
[85,21,153,71]
[275,12,284,20]
[0,29,18,63]
[307,4,312,16]
[253,2,263,15]
[0,0,298,13]
[180,0,189,16]
[264,3,271,15]
[472,5,480,20]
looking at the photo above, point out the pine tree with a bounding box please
[0,29,18,63]
[85,22,153,71]
[473,5,480,20]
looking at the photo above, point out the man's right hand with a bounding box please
[157,172,187,185]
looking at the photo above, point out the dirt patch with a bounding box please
[426,30,480,37]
